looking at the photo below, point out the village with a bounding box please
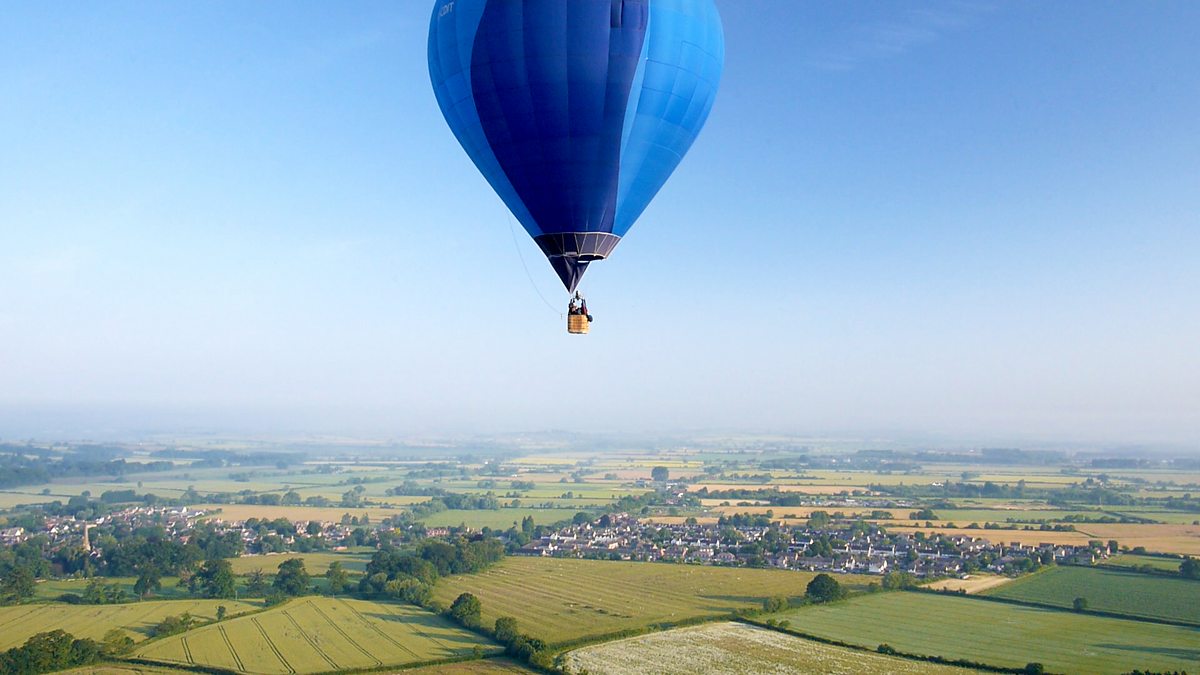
[515,513,1112,578]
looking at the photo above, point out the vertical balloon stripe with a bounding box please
[470,0,648,236]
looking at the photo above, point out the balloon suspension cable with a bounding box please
[506,212,565,318]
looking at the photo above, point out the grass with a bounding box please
[1105,553,1188,572]
[770,591,1200,674]
[982,565,1200,624]
[563,622,982,674]
[35,577,190,602]
[136,597,496,674]
[226,551,373,575]
[431,556,862,646]
[0,599,260,649]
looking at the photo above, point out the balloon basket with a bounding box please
[567,315,590,335]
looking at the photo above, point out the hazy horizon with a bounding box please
[3,2,1197,447]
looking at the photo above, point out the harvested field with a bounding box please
[922,574,1014,594]
[563,622,981,674]
[1072,524,1200,556]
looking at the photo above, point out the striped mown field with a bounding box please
[0,599,260,649]
[981,565,1200,624]
[431,556,858,646]
[770,591,1200,674]
[136,597,495,674]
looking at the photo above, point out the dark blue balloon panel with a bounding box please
[429,0,724,291]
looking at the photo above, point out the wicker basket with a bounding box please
[567,314,590,334]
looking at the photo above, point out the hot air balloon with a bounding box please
[428,0,724,331]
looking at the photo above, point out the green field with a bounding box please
[1105,553,1189,572]
[137,597,496,673]
[564,622,981,674]
[226,552,373,576]
[0,599,260,649]
[770,591,1200,674]
[35,577,191,601]
[982,565,1200,624]
[431,556,858,646]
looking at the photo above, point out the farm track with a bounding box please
[218,624,245,672]
[0,606,39,632]
[338,599,421,657]
[181,636,194,665]
[282,610,340,671]
[309,601,382,667]
[252,617,296,674]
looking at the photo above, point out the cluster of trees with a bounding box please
[0,631,112,675]
[0,452,173,490]
[1181,557,1199,579]
[443,594,551,668]
[359,537,505,606]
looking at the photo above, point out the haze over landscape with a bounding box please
[3,1,1197,445]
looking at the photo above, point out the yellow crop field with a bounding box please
[0,599,260,649]
[137,597,496,674]
[431,556,860,646]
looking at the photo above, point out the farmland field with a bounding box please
[0,599,260,649]
[982,565,1200,623]
[136,597,496,673]
[563,622,981,674]
[922,574,1013,594]
[1105,553,1188,572]
[770,591,1200,674]
[1070,523,1200,556]
[431,556,860,645]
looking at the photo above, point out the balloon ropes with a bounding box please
[428,0,725,330]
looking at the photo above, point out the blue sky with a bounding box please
[1,1,1197,445]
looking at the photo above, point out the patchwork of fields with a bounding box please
[136,597,495,674]
[431,557,856,646]
[563,622,981,674]
[0,599,260,649]
[770,591,1200,674]
[982,566,1200,624]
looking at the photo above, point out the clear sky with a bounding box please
[2,1,1197,446]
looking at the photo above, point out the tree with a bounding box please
[449,592,482,628]
[807,511,831,529]
[100,629,134,656]
[273,558,310,596]
[0,565,35,605]
[805,574,845,603]
[216,605,227,621]
[245,568,268,596]
[651,466,670,482]
[494,616,519,644]
[1023,663,1044,675]
[1072,597,1088,612]
[325,562,349,595]
[762,596,789,613]
[1180,557,1199,580]
[134,567,162,598]
[194,559,236,599]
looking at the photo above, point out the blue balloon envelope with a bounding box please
[428,0,725,292]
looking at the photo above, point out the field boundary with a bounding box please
[950,580,1200,628]
[737,616,1039,674]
